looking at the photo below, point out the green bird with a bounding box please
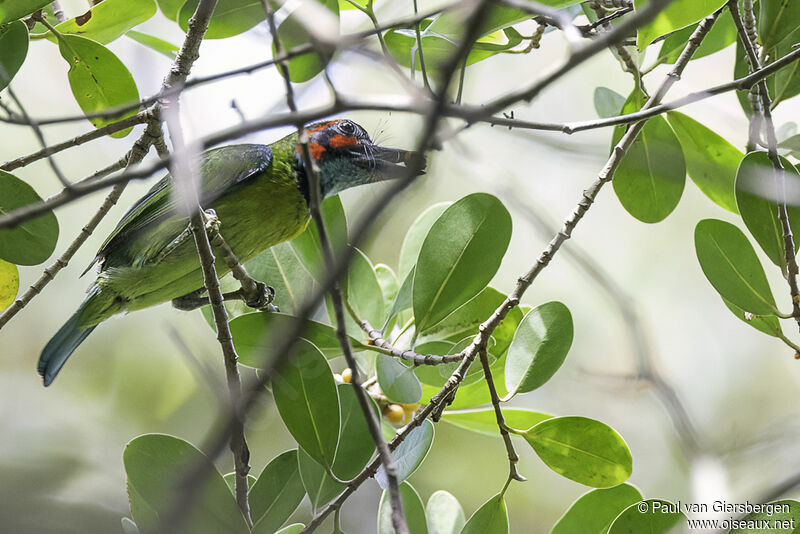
[39,119,423,386]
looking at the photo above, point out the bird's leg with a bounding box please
[201,208,280,312]
[172,288,271,311]
[172,289,209,311]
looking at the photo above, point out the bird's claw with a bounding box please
[203,208,221,234]
[245,282,278,311]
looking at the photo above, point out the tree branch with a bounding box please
[730,0,800,339]
[360,320,464,364]
[0,112,149,172]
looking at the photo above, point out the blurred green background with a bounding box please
[3,1,800,532]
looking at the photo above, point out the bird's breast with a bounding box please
[210,174,310,262]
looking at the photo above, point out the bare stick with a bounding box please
[2,84,71,188]
[1,112,148,172]
[360,320,464,364]
[478,348,525,482]
[50,1,65,22]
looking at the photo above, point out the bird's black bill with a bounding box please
[348,144,426,178]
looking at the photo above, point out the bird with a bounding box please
[39,119,424,386]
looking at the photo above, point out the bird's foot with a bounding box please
[203,208,221,235]
[244,282,279,312]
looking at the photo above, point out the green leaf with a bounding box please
[0,170,59,265]
[231,312,362,366]
[251,241,318,315]
[424,352,508,410]
[426,491,466,534]
[730,500,800,534]
[384,22,522,76]
[40,0,156,44]
[339,0,367,9]
[416,287,522,357]
[291,195,348,282]
[771,33,800,107]
[272,339,340,467]
[779,133,800,157]
[399,202,451,278]
[348,247,386,326]
[377,355,423,404]
[607,500,686,533]
[723,297,784,338]
[248,450,306,533]
[524,416,633,488]
[0,259,18,312]
[378,482,428,534]
[57,34,139,138]
[654,9,736,65]
[413,193,512,333]
[442,408,552,436]
[694,218,781,316]
[126,30,178,59]
[759,0,800,49]
[594,87,626,119]
[735,151,800,267]
[0,1,50,24]
[612,91,686,223]
[332,383,378,480]
[634,0,725,50]
[376,419,434,489]
[461,494,508,534]
[665,111,742,213]
[551,484,643,534]
[296,447,345,511]
[376,263,400,304]
[123,434,249,534]
[504,302,573,397]
[0,21,28,91]
[203,241,320,330]
[179,0,266,39]
[156,0,185,21]
[274,0,339,82]
[271,525,305,534]
[386,266,414,328]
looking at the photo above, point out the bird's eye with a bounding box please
[339,121,355,135]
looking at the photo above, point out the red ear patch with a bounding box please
[307,120,336,134]
[308,142,326,160]
[329,135,359,148]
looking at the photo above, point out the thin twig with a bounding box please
[0,112,149,172]
[50,1,65,22]
[478,348,525,481]
[361,320,464,364]
[2,84,71,188]
[412,0,432,92]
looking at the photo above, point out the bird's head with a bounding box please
[297,119,425,198]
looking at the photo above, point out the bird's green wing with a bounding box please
[85,144,274,273]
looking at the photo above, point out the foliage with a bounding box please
[3,0,800,532]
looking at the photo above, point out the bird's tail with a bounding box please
[38,295,98,387]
